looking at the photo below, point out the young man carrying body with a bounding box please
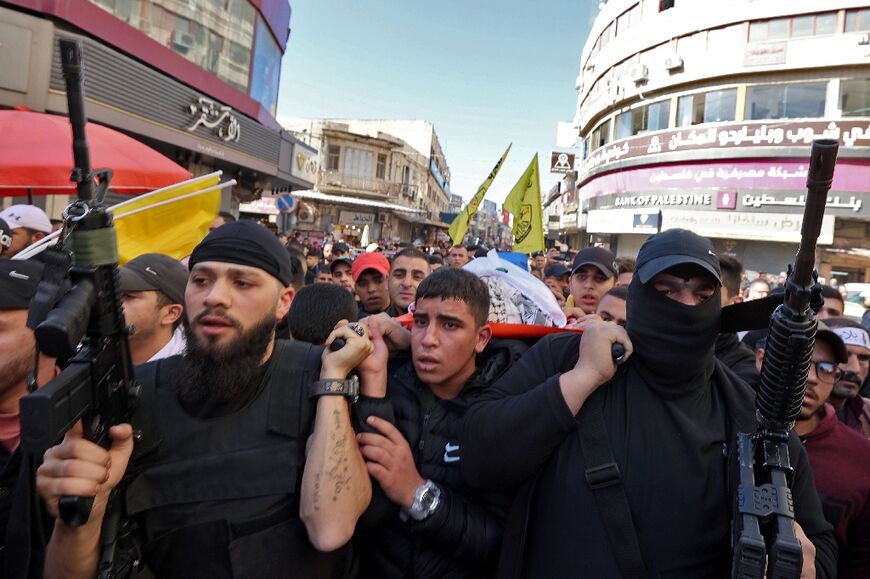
[36,221,374,579]
[462,229,835,579]
[353,269,516,579]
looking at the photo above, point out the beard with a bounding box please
[175,308,276,408]
[0,347,34,400]
[832,371,862,400]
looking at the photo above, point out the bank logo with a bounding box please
[716,190,737,210]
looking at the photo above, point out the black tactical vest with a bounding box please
[123,340,355,579]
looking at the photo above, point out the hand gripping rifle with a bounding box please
[19,40,142,578]
[730,139,838,579]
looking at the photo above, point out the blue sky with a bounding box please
[277,1,599,205]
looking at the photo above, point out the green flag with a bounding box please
[448,144,511,245]
[503,154,544,254]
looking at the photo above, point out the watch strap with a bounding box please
[309,376,359,403]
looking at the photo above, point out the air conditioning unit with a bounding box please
[629,64,649,84]
[664,55,684,71]
[377,213,389,224]
[297,202,316,223]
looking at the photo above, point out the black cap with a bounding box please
[332,242,349,254]
[0,260,43,309]
[635,229,720,284]
[531,251,544,258]
[329,257,353,272]
[189,221,293,287]
[572,246,617,278]
[119,253,188,305]
[544,263,570,278]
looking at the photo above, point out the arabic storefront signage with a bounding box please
[187,96,241,142]
[588,208,835,244]
[744,42,787,67]
[582,120,870,174]
[662,211,835,245]
[587,209,662,235]
[339,211,375,226]
[581,159,869,216]
[291,145,318,183]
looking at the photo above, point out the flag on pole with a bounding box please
[447,144,511,245]
[112,173,223,263]
[503,154,545,254]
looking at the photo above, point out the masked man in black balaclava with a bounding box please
[462,229,837,579]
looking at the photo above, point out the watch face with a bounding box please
[419,488,437,510]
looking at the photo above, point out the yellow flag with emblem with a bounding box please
[503,154,544,254]
[448,144,511,245]
[112,173,223,263]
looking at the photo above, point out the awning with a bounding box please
[292,189,425,214]
[395,214,449,229]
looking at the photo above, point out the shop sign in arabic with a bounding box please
[187,97,241,143]
[661,211,835,245]
[744,42,787,67]
[339,211,375,225]
[583,120,870,173]
[592,190,862,213]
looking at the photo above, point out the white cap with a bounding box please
[0,205,52,234]
[366,242,382,253]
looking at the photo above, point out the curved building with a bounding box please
[0,0,315,215]
[572,0,870,281]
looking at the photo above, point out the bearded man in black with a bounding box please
[37,221,374,579]
[462,229,837,579]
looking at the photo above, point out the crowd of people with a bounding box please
[1,202,869,578]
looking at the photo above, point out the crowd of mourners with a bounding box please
[0,203,869,579]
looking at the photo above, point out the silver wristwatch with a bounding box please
[309,375,360,403]
[401,480,441,522]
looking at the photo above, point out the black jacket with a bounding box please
[715,332,760,388]
[462,332,837,579]
[354,340,525,579]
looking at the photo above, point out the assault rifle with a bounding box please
[730,139,839,579]
[19,39,142,578]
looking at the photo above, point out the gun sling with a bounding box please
[576,386,648,578]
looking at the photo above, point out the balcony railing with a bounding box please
[317,170,419,199]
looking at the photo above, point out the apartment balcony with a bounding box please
[317,170,420,203]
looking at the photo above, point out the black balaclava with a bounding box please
[625,229,722,397]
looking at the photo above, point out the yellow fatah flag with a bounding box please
[112,173,222,263]
[448,144,511,245]
[503,154,544,254]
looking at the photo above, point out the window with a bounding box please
[327,145,340,171]
[646,100,670,132]
[616,4,640,37]
[342,147,374,178]
[376,153,387,179]
[590,119,611,151]
[677,89,737,126]
[745,82,827,120]
[89,0,256,92]
[840,79,870,117]
[659,0,675,11]
[845,8,870,32]
[751,13,837,41]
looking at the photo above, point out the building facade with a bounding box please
[0,0,314,218]
[281,118,452,246]
[570,0,870,281]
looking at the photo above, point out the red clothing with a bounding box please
[801,404,870,579]
[838,395,870,438]
[0,413,19,454]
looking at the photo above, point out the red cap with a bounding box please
[352,252,390,282]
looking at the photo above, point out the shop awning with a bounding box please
[0,109,190,195]
[292,189,425,214]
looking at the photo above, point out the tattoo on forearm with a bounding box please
[322,407,353,503]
